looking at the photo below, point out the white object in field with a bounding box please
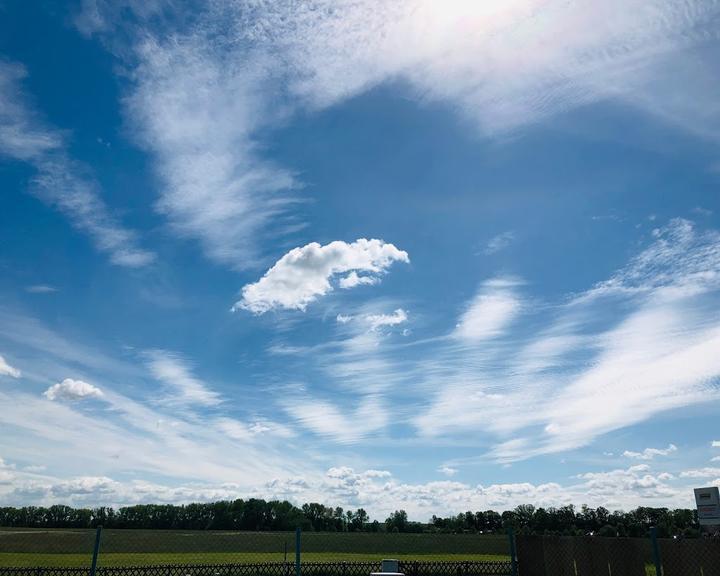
[382,560,399,573]
[371,559,404,576]
[694,486,720,526]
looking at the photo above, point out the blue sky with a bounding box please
[1,0,720,519]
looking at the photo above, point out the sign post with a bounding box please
[694,487,720,533]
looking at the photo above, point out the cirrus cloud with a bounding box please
[0,355,21,379]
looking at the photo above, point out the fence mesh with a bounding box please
[657,537,720,576]
[515,534,720,576]
[0,528,99,568]
[0,528,513,576]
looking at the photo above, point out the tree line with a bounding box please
[0,501,701,537]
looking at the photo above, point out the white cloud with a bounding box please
[74,0,720,271]
[0,62,61,161]
[415,219,720,461]
[455,278,522,341]
[125,36,297,268]
[0,311,317,493]
[0,60,154,267]
[0,464,675,517]
[284,395,388,444]
[679,468,720,479]
[25,285,58,294]
[215,417,295,441]
[623,444,678,460]
[84,0,720,140]
[713,440,720,447]
[0,355,21,378]
[335,309,409,332]
[43,379,104,401]
[484,231,515,255]
[339,271,380,289]
[31,160,155,267]
[145,350,221,407]
[235,239,409,314]
[198,0,720,138]
[438,466,458,477]
[365,309,408,331]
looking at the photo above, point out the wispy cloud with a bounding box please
[235,239,409,314]
[338,309,409,332]
[623,444,678,460]
[412,219,720,460]
[483,231,516,255]
[24,285,58,294]
[145,350,222,408]
[454,278,522,342]
[284,395,388,444]
[124,36,297,268]
[0,355,21,379]
[0,311,311,489]
[76,0,720,271]
[0,60,154,267]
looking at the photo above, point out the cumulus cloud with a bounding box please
[679,468,720,479]
[455,278,522,341]
[43,379,104,401]
[235,239,409,314]
[438,466,458,477]
[623,444,678,460]
[0,455,698,518]
[713,441,720,448]
[339,271,380,289]
[0,60,154,267]
[0,355,21,378]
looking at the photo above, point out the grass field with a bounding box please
[0,529,510,567]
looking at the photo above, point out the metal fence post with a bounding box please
[650,527,662,576]
[90,526,102,576]
[507,527,518,576]
[295,527,301,576]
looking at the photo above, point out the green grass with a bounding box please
[0,529,511,567]
[0,553,510,568]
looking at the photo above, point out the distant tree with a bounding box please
[385,510,408,532]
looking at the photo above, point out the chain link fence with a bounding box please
[514,531,720,576]
[656,536,720,576]
[0,528,513,576]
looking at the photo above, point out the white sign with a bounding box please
[694,487,720,526]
